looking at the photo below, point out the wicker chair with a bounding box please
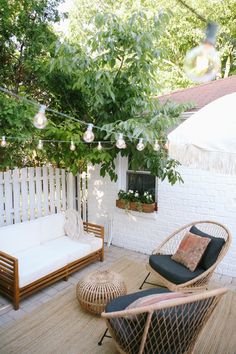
[140,221,231,291]
[101,287,227,354]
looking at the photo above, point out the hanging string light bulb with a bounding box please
[153,140,160,151]
[83,124,95,143]
[33,105,47,129]
[97,141,102,151]
[1,136,7,147]
[70,140,76,151]
[37,139,43,150]
[136,138,145,151]
[116,133,126,149]
[184,22,221,83]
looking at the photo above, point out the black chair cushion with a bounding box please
[149,254,205,285]
[106,287,171,313]
[190,225,225,270]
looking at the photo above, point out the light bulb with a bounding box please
[83,124,95,143]
[33,105,47,129]
[1,136,7,147]
[153,140,160,151]
[37,139,43,150]
[136,138,145,151]
[70,141,76,151]
[184,22,221,83]
[97,142,102,151]
[116,133,126,149]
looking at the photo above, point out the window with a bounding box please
[127,170,157,201]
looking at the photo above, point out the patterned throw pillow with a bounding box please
[171,232,211,271]
[126,292,187,310]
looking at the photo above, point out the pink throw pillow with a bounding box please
[126,292,187,310]
[172,232,211,271]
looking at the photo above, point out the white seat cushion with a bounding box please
[44,236,93,263]
[40,213,65,243]
[77,233,103,252]
[15,245,68,288]
[0,219,41,254]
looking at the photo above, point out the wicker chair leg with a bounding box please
[139,272,151,289]
[98,328,112,346]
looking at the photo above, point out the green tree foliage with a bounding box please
[0,0,189,185]
[0,0,61,94]
[50,10,189,183]
[69,0,236,93]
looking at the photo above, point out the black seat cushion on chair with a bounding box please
[149,255,205,285]
[190,225,225,270]
[106,287,171,313]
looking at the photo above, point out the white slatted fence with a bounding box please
[0,167,86,226]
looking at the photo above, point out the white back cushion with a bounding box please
[40,213,65,243]
[0,219,41,254]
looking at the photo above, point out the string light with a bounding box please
[37,139,43,150]
[136,138,145,151]
[0,87,167,149]
[70,140,76,151]
[83,124,95,143]
[1,136,7,147]
[33,105,47,129]
[153,140,160,151]
[97,141,102,151]
[116,133,126,149]
[184,22,221,83]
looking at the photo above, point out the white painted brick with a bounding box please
[87,162,236,277]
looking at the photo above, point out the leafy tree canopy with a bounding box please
[6,0,234,185]
[68,0,236,92]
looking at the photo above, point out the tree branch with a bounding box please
[175,0,207,23]
[114,55,125,80]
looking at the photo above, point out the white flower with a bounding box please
[135,192,139,197]
[144,192,147,196]
[128,190,133,194]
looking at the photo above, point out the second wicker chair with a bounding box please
[140,220,231,291]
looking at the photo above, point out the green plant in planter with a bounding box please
[117,189,154,212]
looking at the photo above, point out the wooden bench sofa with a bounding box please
[0,213,104,310]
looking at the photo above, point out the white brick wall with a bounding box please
[87,157,236,277]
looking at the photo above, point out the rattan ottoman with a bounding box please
[76,269,127,315]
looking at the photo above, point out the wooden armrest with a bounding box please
[0,250,18,263]
[83,222,104,239]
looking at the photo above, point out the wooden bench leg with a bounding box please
[100,249,104,262]
[13,292,20,310]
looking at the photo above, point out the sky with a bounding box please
[54,0,74,36]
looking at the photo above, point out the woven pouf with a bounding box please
[76,270,127,315]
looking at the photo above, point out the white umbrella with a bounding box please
[168,92,236,174]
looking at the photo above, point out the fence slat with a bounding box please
[81,173,87,221]
[55,169,61,213]
[21,168,28,221]
[4,171,13,225]
[77,173,81,215]
[66,172,74,209]
[36,167,42,217]
[12,169,20,223]
[42,166,49,216]
[61,169,66,211]
[28,167,35,220]
[0,173,4,226]
[49,167,55,214]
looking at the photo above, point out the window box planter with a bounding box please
[116,199,157,213]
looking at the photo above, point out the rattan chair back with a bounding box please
[102,288,227,354]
